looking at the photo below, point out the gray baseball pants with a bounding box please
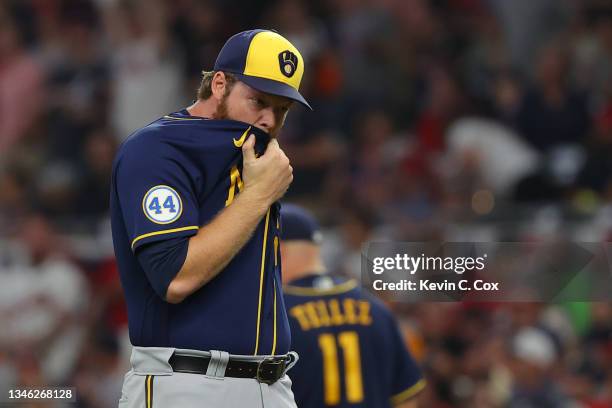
[118,347,298,408]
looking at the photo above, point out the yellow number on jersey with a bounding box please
[318,331,364,405]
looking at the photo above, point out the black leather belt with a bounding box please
[168,353,290,385]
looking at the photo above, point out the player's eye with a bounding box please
[250,97,266,108]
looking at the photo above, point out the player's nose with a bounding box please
[256,108,277,134]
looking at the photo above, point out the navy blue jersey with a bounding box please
[284,275,424,407]
[110,110,290,355]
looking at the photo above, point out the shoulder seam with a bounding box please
[283,279,358,296]
[390,379,426,405]
[131,226,199,250]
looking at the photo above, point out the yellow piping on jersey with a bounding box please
[131,226,199,250]
[271,279,277,355]
[283,279,358,296]
[254,208,271,355]
[163,115,202,121]
[390,379,426,406]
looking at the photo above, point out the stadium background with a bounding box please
[1,0,612,406]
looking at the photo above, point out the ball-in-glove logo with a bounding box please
[278,50,298,78]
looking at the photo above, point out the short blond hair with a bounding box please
[197,71,237,100]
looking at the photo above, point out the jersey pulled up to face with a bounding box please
[284,275,424,408]
[110,110,290,356]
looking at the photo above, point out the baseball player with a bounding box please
[110,30,311,407]
[280,204,425,408]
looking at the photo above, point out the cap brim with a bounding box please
[233,73,312,110]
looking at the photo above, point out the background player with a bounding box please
[110,30,310,407]
[280,204,425,408]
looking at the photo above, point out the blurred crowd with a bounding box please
[1,0,612,406]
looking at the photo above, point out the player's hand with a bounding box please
[241,135,293,206]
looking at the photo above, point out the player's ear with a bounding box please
[210,71,228,101]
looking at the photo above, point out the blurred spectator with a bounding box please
[488,0,573,74]
[509,327,570,407]
[169,0,225,89]
[347,110,401,208]
[0,166,29,230]
[492,72,523,123]
[445,118,539,197]
[75,129,116,218]
[33,160,81,217]
[0,6,43,155]
[330,0,394,104]
[106,0,185,139]
[0,214,88,384]
[577,103,612,195]
[460,9,512,112]
[515,42,591,152]
[322,204,380,279]
[573,4,612,108]
[43,0,110,161]
[386,150,442,234]
[414,67,463,155]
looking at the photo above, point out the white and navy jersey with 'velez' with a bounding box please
[110,109,289,355]
[284,274,425,407]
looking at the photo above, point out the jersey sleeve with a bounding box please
[387,314,426,405]
[115,137,200,252]
[136,236,190,300]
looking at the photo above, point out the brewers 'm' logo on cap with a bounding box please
[278,50,298,78]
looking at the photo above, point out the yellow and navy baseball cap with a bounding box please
[214,29,312,110]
